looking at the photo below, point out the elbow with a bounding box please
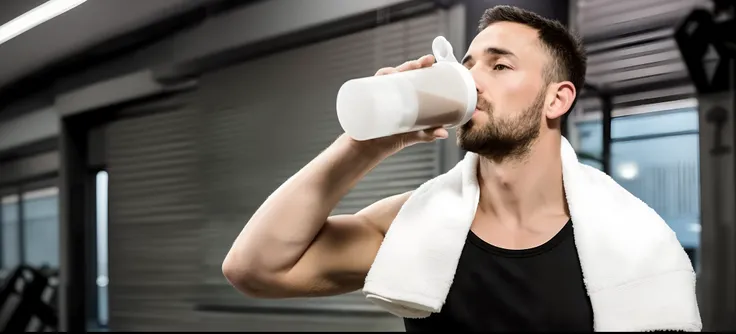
[221,255,259,297]
[222,254,278,298]
[221,256,241,286]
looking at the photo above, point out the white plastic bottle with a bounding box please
[336,36,477,141]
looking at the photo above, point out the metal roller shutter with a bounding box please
[106,96,204,331]
[575,0,706,111]
[195,9,447,326]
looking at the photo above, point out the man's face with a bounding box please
[458,21,551,161]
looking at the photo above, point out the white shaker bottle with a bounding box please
[336,36,477,141]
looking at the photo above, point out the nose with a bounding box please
[470,68,485,95]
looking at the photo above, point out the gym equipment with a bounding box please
[0,265,59,332]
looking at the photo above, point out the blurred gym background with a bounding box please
[0,0,734,331]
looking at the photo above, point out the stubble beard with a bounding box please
[457,89,546,163]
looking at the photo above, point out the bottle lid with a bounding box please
[432,36,477,128]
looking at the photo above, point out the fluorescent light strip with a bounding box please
[0,0,88,45]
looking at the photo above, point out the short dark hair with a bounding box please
[479,6,587,101]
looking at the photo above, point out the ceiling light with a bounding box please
[0,0,87,45]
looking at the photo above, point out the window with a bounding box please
[0,184,61,274]
[609,109,700,252]
[22,187,60,269]
[573,119,604,170]
[572,103,701,267]
[1,194,20,270]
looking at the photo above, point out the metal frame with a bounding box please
[59,113,93,332]
[51,68,130,333]
[581,83,613,174]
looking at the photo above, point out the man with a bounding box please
[222,5,696,332]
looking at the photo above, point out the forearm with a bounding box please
[223,134,388,278]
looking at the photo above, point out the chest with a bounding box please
[470,212,571,251]
[404,228,594,332]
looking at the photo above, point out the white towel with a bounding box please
[363,136,702,331]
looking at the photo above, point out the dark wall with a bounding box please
[463,0,570,47]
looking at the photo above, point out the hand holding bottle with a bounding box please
[342,54,451,157]
[336,36,477,157]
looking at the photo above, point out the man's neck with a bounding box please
[476,132,568,229]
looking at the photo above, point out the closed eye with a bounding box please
[493,64,510,71]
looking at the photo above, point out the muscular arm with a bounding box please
[222,54,440,299]
[278,191,411,297]
[222,134,411,298]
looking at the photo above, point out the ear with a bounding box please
[545,81,576,120]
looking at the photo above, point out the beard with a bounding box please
[457,88,545,162]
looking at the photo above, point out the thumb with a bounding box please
[432,127,449,139]
[416,127,448,142]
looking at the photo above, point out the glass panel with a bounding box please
[575,105,700,269]
[1,195,20,270]
[612,109,699,139]
[573,119,604,161]
[22,188,59,269]
[611,134,700,251]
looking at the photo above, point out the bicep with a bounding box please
[280,191,413,297]
[284,215,383,296]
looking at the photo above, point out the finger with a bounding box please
[396,55,435,72]
[422,127,447,140]
[375,67,398,76]
[417,54,436,68]
[415,128,441,142]
[432,128,449,139]
[396,59,423,72]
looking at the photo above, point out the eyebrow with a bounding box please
[461,47,517,65]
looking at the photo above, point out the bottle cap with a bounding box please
[432,36,477,128]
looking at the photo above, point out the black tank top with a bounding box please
[403,220,594,332]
